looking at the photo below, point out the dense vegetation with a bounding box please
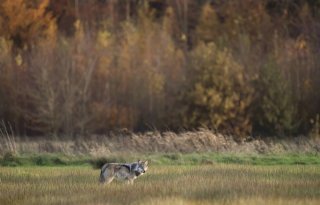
[0,0,320,139]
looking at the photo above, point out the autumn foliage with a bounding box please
[0,0,319,139]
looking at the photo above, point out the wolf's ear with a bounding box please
[144,160,148,165]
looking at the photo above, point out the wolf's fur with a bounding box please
[99,160,148,185]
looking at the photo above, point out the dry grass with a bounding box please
[0,164,319,205]
[1,130,320,156]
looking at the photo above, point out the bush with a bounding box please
[252,58,297,136]
[181,43,253,138]
[1,152,20,166]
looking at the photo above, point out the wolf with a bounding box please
[99,160,148,185]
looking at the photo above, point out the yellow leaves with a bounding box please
[152,73,165,94]
[97,31,112,48]
[38,0,50,12]
[15,54,22,66]
[193,83,206,105]
[74,19,81,31]
[0,0,56,48]
[3,0,27,33]
[74,20,84,43]
[0,37,12,56]
[295,38,307,51]
[207,89,222,107]
[184,42,253,135]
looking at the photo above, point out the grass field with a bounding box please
[2,152,320,167]
[1,164,320,205]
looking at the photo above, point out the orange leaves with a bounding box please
[0,0,56,48]
[182,43,253,136]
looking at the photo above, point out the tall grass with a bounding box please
[0,165,319,205]
[0,120,16,154]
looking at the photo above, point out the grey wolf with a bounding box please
[99,160,148,185]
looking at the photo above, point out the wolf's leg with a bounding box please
[100,166,114,185]
[104,176,114,185]
[126,179,134,185]
[99,172,106,183]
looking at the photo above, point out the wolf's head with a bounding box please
[135,160,148,176]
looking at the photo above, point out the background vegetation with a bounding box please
[0,0,320,139]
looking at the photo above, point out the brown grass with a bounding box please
[0,164,319,205]
[1,130,319,156]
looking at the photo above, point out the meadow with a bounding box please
[1,163,320,205]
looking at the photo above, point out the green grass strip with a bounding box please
[1,152,320,167]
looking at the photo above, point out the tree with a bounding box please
[0,0,56,49]
[181,43,253,137]
[22,21,98,136]
[252,57,297,136]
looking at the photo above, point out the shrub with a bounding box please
[1,152,20,166]
[252,57,297,136]
[181,43,253,138]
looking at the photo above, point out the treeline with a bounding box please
[0,0,319,139]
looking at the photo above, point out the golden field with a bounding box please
[0,164,319,205]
